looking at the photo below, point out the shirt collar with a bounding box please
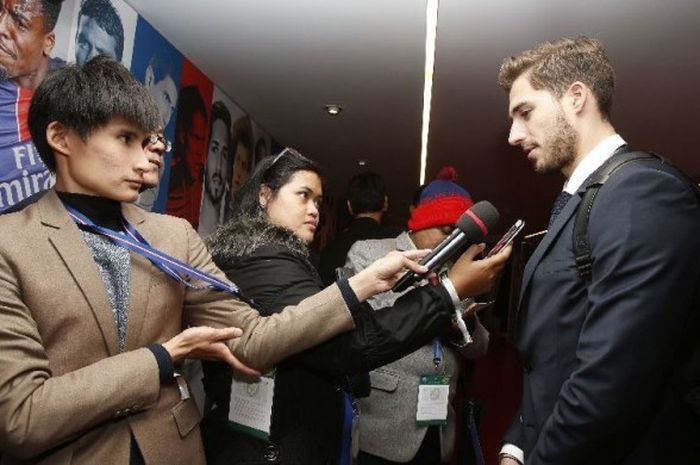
[563,134,626,194]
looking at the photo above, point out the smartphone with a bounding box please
[486,219,525,257]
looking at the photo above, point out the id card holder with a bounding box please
[416,373,451,426]
[228,371,275,441]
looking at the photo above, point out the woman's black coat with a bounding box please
[201,218,455,465]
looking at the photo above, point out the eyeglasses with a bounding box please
[142,134,172,153]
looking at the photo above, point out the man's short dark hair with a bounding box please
[28,55,160,171]
[78,0,124,60]
[42,0,62,32]
[346,171,387,214]
[498,36,615,120]
[209,101,232,149]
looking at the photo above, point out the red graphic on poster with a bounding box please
[165,59,213,229]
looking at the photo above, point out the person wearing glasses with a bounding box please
[345,167,489,465]
[136,53,179,212]
[201,151,511,465]
[2,131,170,215]
[0,56,444,465]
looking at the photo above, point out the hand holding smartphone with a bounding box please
[486,219,525,257]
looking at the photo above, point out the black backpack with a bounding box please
[573,150,700,281]
[572,150,700,450]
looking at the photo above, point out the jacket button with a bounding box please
[523,363,532,374]
[263,445,279,462]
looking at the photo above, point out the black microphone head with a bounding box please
[456,201,500,241]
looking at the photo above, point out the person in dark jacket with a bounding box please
[319,171,401,285]
[201,148,511,465]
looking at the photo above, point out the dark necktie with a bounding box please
[548,191,572,228]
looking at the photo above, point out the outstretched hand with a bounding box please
[348,249,431,301]
[162,326,261,378]
[448,243,512,299]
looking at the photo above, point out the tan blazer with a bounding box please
[0,190,354,465]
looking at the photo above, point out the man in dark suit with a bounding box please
[498,36,700,465]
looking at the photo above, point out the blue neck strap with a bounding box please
[64,204,248,300]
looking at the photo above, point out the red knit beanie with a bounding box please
[407,167,473,231]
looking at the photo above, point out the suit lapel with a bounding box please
[517,194,581,310]
[39,191,120,355]
[122,204,155,350]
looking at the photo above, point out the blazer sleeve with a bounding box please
[347,239,490,360]
[290,285,456,375]
[223,246,456,375]
[177,218,356,371]
[527,166,700,464]
[0,251,162,458]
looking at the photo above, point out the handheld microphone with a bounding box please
[392,201,500,292]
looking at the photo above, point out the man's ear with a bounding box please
[43,32,55,57]
[346,200,354,216]
[566,81,588,115]
[46,121,71,157]
[382,195,389,213]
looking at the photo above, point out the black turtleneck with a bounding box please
[56,192,124,230]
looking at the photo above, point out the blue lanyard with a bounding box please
[432,338,442,369]
[65,204,247,299]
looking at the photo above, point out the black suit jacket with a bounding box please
[505,155,700,465]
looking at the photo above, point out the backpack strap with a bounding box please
[574,149,700,281]
[573,148,700,444]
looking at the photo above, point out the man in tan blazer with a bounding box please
[0,56,441,465]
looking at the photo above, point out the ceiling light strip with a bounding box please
[419,0,440,185]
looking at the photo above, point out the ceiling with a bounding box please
[127,0,700,235]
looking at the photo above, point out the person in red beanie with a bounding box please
[345,167,494,465]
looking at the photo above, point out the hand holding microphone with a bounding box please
[392,201,500,292]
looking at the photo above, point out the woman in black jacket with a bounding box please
[201,148,509,465]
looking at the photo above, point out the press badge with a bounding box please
[416,373,451,426]
[228,372,275,441]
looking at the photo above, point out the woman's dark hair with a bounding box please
[230,147,322,220]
